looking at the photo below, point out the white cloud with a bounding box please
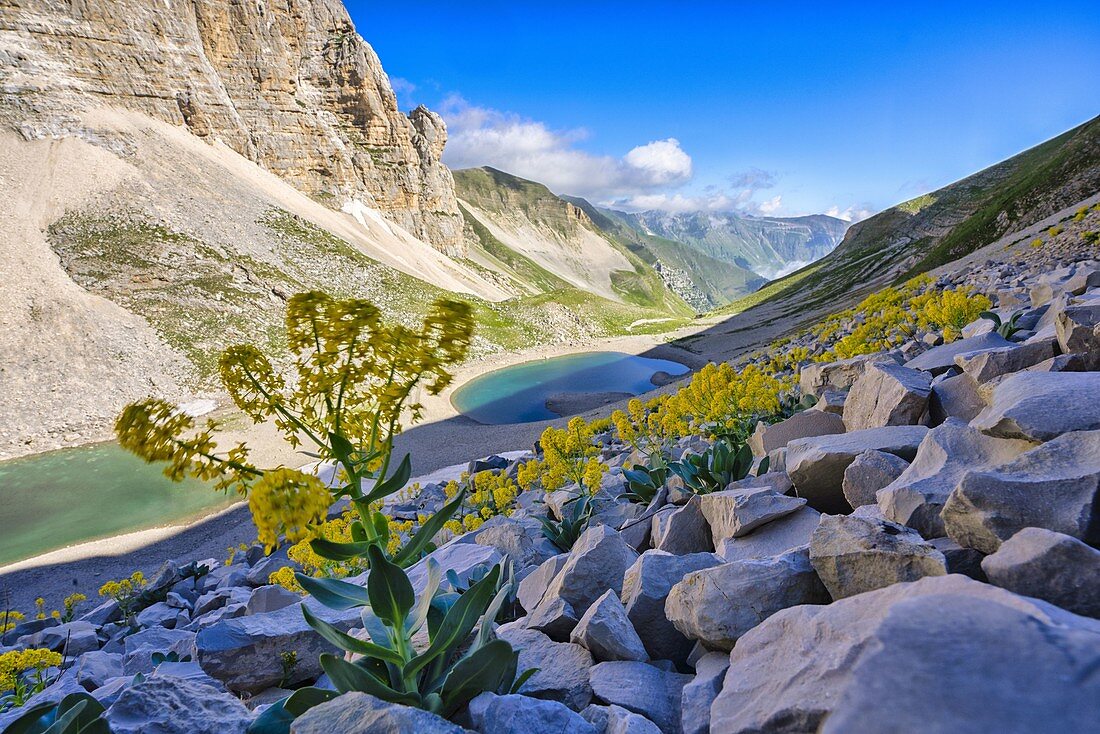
[440,96,693,200]
[825,204,876,223]
[755,258,814,281]
[757,195,783,214]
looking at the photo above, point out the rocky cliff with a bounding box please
[0,0,464,254]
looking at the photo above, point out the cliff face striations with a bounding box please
[0,0,464,253]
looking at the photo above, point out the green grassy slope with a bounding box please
[713,114,1100,319]
[454,167,692,316]
[567,198,768,309]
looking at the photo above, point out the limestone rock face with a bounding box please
[842,361,932,431]
[943,430,1100,553]
[0,0,464,253]
[710,575,1100,734]
[786,426,929,514]
[971,372,1100,441]
[666,547,829,649]
[809,512,947,599]
[105,676,253,734]
[876,420,1034,538]
[841,449,909,508]
[290,692,464,734]
[981,527,1100,618]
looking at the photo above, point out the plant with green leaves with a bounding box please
[619,461,668,505]
[248,546,531,733]
[115,291,474,564]
[2,692,109,734]
[980,310,1025,339]
[669,437,766,494]
[538,491,594,552]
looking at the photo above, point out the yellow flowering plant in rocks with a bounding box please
[918,287,992,342]
[0,647,62,708]
[661,362,790,440]
[534,417,608,494]
[116,291,475,565]
[441,469,524,536]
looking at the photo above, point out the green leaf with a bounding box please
[284,687,341,716]
[301,604,404,665]
[328,432,356,465]
[439,640,517,716]
[308,536,375,562]
[511,666,539,693]
[363,454,412,504]
[407,559,442,635]
[246,698,297,734]
[757,455,771,476]
[295,574,371,610]
[320,653,418,705]
[365,544,415,628]
[392,489,466,567]
[403,564,500,680]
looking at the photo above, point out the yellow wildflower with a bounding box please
[248,468,331,551]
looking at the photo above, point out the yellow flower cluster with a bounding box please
[0,648,62,693]
[917,287,992,342]
[117,291,475,556]
[537,418,608,492]
[98,571,146,603]
[1,611,25,634]
[442,469,524,536]
[610,397,679,460]
[661,362,790,438]
[248,468,332,551]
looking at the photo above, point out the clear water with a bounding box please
[452,351,689,425]
[0,443,232,565]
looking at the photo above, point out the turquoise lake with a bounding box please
[451,351,689,424]
[0,443,232,565]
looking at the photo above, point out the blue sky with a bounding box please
[346,1,1100,221]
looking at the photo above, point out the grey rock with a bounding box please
[498,627,594,710]
[699,487,805,545]
[475,517,559,571]
[289,692,463,733]
[712,575,1100,734]
[786,425,929,514]
[943,430,1100,553]
[583,704,662,734]
[928,372,986,425]
[1056,301,1100,369]
[716,507,822,563]
[654,495,713,554]
[106,676,252,734]
[471,693,597,734]
[954,339,1057,382]
[244,553,294,588]
[929,537,988,582]
[136,601,179,629]
[811,389,847,415]
[981,527,1100,618]
[680,652,728,734]
[843,361,932,431]
[518,553,568,613]
[666,547,829,649]
[903,332,1014,375]
[590,661,692,734]
[877,420,1033,537]
[543,524,638,616]
[621,551,722,665]
[841,449,909,508]
[971,372,1100,441]
[79,599,122,627]
[123,627,197,675]
[245,585,301,615]
[570,589,648,662]
[18,620,99,656]
[799,354,886,397]
[525,594,580,641]
[73,650,124,690]
[810,512,947,599]
[747,409,844,456]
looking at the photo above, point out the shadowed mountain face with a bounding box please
[743,114,1100,316]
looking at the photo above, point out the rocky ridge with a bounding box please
[2,207,1098,733]
[0,0,463,253]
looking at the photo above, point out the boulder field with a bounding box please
[1,257,1098,732]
